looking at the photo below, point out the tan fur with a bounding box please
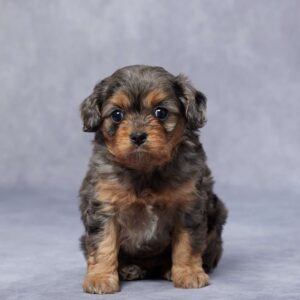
[105,119,133,158]
[82,219,120,294]
[80,66,227,294]
[143,89,169,108]
[168,117,185,148]
[104,116,184,170]
[100,87,186,170]
[171,228,209,288]
[95,176,198,256]
[101,92,131,119]
[109,92,131,109]
[96,175,198,211]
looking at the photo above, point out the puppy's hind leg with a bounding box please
[119,264,147,281]
[203,193,227,273]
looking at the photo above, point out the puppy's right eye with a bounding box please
[111,109,124,123]
[154,107,168,120]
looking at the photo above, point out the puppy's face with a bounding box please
[80,65,207,170]
[100,88,184,169]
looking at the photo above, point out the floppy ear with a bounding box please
[80,93,100,132]
[174,74,207,130]
[80,79,108,132]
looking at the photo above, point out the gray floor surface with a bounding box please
[1,186,300,300]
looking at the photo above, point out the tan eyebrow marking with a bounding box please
[109,92,131,109]
[143,89,169,108]
[102,92,131,117]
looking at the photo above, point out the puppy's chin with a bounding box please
[113,148,171,171]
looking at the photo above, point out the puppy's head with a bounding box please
[80,65,206,170]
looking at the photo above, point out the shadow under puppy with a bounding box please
[79,65,227,294]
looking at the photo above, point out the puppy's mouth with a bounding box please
[116,147,163,170]
[130,146,148,154]
[127,147,151,162]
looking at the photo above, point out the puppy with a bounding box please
[79,65,227,294]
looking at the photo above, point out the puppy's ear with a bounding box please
[80,79,108,132]
[174,74,207,130]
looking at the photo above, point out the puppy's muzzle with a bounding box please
[130,132,148,146]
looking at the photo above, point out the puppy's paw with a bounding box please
[82,272,120,294]
[119,264,147,281]
[172,267,209,289]
[163,269,172,281]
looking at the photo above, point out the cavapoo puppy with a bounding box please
[79,65,227,294]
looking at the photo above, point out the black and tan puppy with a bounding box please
[79,65,227,294]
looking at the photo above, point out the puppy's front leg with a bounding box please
[82,218,120,294]
[171,227,209,288]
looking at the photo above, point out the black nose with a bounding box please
[130,132,148,146]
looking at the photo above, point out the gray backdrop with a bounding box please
[1,1,300,300]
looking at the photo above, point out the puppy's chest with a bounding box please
[117,202,175,255]
[96,178,196,254]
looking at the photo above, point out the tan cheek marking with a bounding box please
[164,114,179,132]
[168,117,185,148]
[145,115,185,166]
[104,120,133,157]
[146,118,169,152]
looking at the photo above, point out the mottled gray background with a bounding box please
[1,0,299,192]
[1,1,300,300]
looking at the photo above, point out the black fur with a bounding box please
[79,65,227,287]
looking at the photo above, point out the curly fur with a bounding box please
[79,65,227,294]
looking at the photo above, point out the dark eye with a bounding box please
[111,109,124,123]
[154,107,168,120]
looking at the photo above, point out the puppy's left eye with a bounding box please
[154,107,168,120]
[111,109,124,123]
